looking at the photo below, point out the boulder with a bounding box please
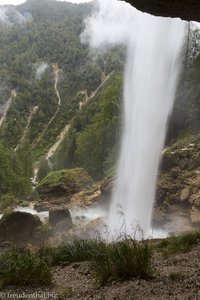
[82,217,106,237]
[49,208,73,230]
[0,211,42,244]
[37,168,94,202]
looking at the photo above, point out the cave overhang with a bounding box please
[123,0,200,22]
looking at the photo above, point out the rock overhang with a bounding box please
[123,0,200,22]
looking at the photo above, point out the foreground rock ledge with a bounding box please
[124,0,200,22]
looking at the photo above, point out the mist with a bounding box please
[0,6,26,25]
[35,62,49,80]
[81,0,136,48]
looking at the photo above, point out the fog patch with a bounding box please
[0,6,26,25]
[35,62,49,80]
[81,0,136,49]
[23,12,33,23]
[0,7,10,24]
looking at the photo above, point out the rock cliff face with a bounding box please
[99,134,200,231]
[124,0,200,22]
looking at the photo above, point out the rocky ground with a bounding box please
[1,242,200,300]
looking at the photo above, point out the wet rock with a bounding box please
[49,208,73,230]
[0,211,42,244]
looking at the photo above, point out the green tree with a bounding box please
[76,75,123,178]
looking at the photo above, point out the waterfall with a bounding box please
[82,0,185,238]
[108,15,185,238]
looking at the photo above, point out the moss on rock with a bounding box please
[37,168,94,200]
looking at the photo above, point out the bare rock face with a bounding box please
[49,208,73,230]
[0,211,42,244]
[124,0,200,22]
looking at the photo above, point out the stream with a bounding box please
[0,205,107,227]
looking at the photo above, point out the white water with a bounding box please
[0,207,49,222]
[109,16,185,238]
[83,0,185,238]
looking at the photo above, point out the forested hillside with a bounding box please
[0,0,125,199]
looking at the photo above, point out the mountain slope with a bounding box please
[0,0,124,164]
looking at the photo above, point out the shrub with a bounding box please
[0,248,52,287]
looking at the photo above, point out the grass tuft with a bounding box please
[40,236,153,286]
[91,235,153,285]
[157,230,200,256]
[0,248,52,287]
[39,239,102,265]
[0,235,153,288]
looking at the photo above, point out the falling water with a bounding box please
[108,14,185,238]
[82,0,185,238]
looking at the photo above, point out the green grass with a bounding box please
[39,239,102,265]
[157,230,200,256]
[0,236,153,288]
[91,236,153,285]
[0,248,52,288]
[39,236,153,286]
